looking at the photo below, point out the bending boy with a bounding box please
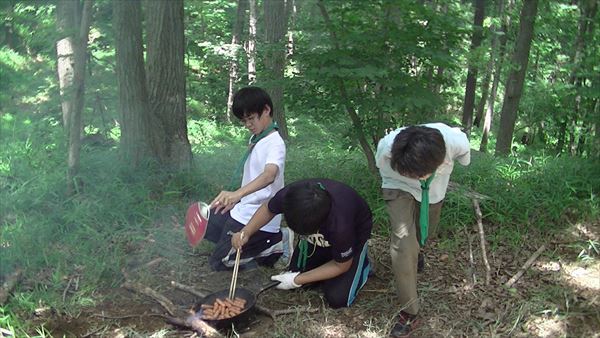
[204,87,286,271]
[376,123,470,337]
[232,179,372,308]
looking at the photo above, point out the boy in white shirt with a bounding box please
[376,123,470,337]
[204,87,287,271]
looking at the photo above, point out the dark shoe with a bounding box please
[390,311,418,337]
[417,253,425,273]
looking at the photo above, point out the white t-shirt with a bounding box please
[230,131,286,233]
[376,123,470,203]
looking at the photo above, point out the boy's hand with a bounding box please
[271,271,301,290]
[210,190,242,214]
[231,231,247,250]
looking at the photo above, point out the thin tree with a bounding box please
[226,0,247,122]
[247,0,257,84]
[495,0,539,156]
[264,0,289,139]
[67,1,92,195]
[461,0,485,135]
[146,0,192,170]
[480,0,509,152]
[56,0,77,129]
[316,0,377,174]
[474,0,505,128]
[56,0,93,196]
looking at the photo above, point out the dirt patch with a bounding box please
[23,222,600,337]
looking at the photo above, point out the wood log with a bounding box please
[122,281,177,316]
[170,280,209,298]
[504,245,546,289]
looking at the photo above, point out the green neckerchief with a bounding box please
[229,122,278,190]
[297,238,308,270]
[419,173,436,247]
[296,183,326,270]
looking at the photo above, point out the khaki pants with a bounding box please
[383,188,443,315]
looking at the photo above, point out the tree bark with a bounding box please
[226,0,247,122]
[114,0,155,167]
[566,0,598,156]
[317,0,377,174]
[56,0,78,129]
[146,0,192,170]
[247,0,257,85]
[56,0,92,196]
[480,0,508,152]
[495,0,539,156]
[264,0,289,140]
[461,0,485,135]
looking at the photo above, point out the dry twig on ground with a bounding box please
[473,199,492,285]
[504,245,546,289]
[122,281,177,316]
[464,223,477,285]
[171,280,210,298]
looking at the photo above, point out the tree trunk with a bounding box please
[57,0,92,196]
[480,0,508,152]
[495,0,538,156]
[114,0,155,168]
[264,0,289,140]
[226,0,247,122]
[474,0,506,128]
[247,0,257,85]
[285,0,297,57]
[566,0,597,156]
[56,0,78,129]
[146,0,192,170]
[317,0,376,174]
[461,0,485,135]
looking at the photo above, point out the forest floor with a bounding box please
[18,216,600,338]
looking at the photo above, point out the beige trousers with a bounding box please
[383,188,443,315]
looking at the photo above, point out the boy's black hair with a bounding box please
[391,126,446,178]
[232,86,274,119]
[282,181,331,236]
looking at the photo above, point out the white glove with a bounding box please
[270,271,301,290]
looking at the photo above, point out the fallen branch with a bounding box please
[255,304,319,319]
[504,245,546,289]
[171,281,209,298]
[163,315,223,338]
[0,268,23,305]
[473,199,491,285]
[273,306,320,316]
[185,314,224,338]
[463,223,477,285]
[62,276,74,302]
[122,281,177,316]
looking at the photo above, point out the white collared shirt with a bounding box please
[376,123,470,203]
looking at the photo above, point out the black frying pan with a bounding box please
[192,280,279,329]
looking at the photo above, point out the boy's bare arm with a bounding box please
[295,258,353,285]
[231,203,275,249]
[210,163,279,214]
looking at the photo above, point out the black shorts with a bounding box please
[204,210,283,271]
[288,240,371,308]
